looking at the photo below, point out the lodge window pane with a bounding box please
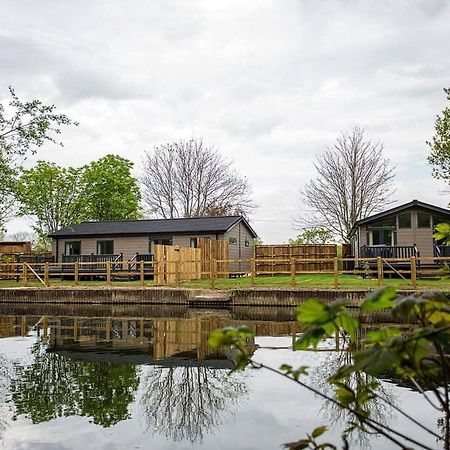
[149,237,172,253]
[229,237,237,245]
[417,213,430,228]
[398,213,411,229]
[244,239,250,247]
[97,240,114,254]
[65,241,81,255]
[190,238,198,248]
[368,217,396,228]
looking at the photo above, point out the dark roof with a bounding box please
[49,215,258,238]
[348,199,450,237]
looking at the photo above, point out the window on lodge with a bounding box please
[97,240,114,255]
[65,241,81,255]
[367,216,396,246]
[398,212,411,229]
[190,237,198,248]
[367,229,395,246]
[417,213,431,228]
[149,237,172,254]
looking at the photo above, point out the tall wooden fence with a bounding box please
[255,244,337,274]
[198,238,229,278]
[154,245,201,285]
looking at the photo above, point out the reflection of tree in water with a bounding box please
[10,342,139,427]
[139,366,248,443]
[0,353,14,440]
[309,348,395,449]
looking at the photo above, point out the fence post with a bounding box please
[410,256,417,290]
[211,259,217,289]
[250,258,256,287]
[333,257,339,289]
[140,260,145,287]
[106,260,111,286]
[175,259,180,287]
[74,262,79,286]
[44,262,50,287]
[290,258,296,287]
[23,263,27,286]
[377,257,383,287]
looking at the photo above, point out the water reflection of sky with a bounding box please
[0,314,443,450]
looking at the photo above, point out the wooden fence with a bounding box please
[154,245,201,285]
[255,244,337,273]
[0,255,449,290]
[198,238,229,278]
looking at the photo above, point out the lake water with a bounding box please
[0,304,442,450]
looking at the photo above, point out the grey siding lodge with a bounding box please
[347,199,450,260]
[49,216,258,266]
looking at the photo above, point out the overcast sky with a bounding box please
[1,0,449,243]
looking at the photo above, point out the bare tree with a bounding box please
[141,139,254,218]
[300,127,395,242]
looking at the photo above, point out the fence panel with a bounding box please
[198,238,229,278]
[255,244,337,274]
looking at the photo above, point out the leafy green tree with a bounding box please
[428,88,450,183]
[10,343,139,427]
[15,161,87,239]
[82,154,141,221]
[289,228,334,244]
[0,87,76,230]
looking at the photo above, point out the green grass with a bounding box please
[1,273,449,290]
[179,274,450,290]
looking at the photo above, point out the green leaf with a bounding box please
[311,425,328,438]
[433,222,450,243]
[297,300,334,325]
[208,326,254,349]
[364,328,400,346]
[360,287,396,312]
[335,313,359,338]
[334,383,355,407]
[294,326,327,350]
[282,439,310,450]
[353,346,401,376]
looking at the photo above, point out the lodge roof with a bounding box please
[49,215,258,238]
[348,199,450,238]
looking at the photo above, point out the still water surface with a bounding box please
[0,304,441,450]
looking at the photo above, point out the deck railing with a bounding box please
[360,245,419,259]
[434,245,450,257]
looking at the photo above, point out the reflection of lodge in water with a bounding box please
[0,313,299,367]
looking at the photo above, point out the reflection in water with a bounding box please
[0,307,288,444]
[140,366,247,443]
[10,342,139,427]
[309,347,395,448]
[0,305,428,449]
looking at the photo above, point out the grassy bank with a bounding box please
[1,273,449,290]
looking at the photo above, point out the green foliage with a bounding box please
[15,161,87,236]
[209,287,450,448]
[360,286,396,312]
[434,222,450,244]
[0,87,76,230]
[283,426,337,450]
[81,154,141,221]
[208,326,254,370]
[427,87,450,183]
[295,299,358,349]
[289,228,334,245]
[10,343,139,427]
[0,86,77,159]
